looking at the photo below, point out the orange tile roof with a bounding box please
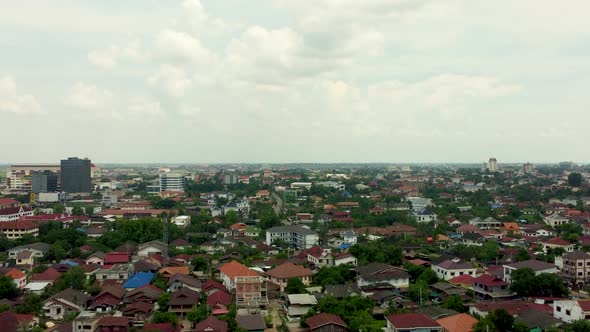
[218,260,258,279]
[436,314,477,332]
[159,266,190,276]
[4,268,25,280]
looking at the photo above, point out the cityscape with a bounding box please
[1,159,590,332]
[2,0,590,332]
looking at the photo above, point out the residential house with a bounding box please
[168,274,202,293]
[356,263,410,289]
[413,209,437,223]
[541,237,574,254]
[386,313,443,332]
[169,287,200,316]
[218,261,266,307]
[72,311,100,332]
[472,274,512,301]
[89,287,126,313]
[96,316,130,332]
[43,288,91,320]
[194,316,228,332]
[2,268,26,289]
[553,300,590,323]
[122,272,155,290]
[236,314,267,332]
[0,312,39,332]
[432,258,477,281]
[436,313,478,332]
[95,264,133,281]
[122,301,155,322]
[85,252,106,266]
[306,313,348,332]
[286,294,318,319]
[469,217,502,229]
[543,214,570,228]
[0,206,33,222]
[137,241,166,257]
[503,260,557,283]
[561,251,590,285]
[123,285,163,304]
[266,262,313,292]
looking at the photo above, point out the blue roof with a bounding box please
[60,260,79,266]
[338,243,352,250]
[122,272,155,289]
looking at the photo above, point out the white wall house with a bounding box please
[553,300,590,323]
[432,258,477,280]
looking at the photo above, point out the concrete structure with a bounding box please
[523,162,534,173]
[432,258,477,281]
[31,171,58,193]
[0,220,39,239]
[6,164,60,191]
[503,260,557,283]
[553,300,590,323]
[561,251,590,286]
[265,225,319,249]
[159,172,186,192]
[386,313,443,332]
[488,158,498,172]
[60,157,92,193]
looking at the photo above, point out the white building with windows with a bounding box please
[265,225,318,249]
[159,172,186,192]
[553,300,590,323]
[432,258,477,280]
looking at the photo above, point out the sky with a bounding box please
[1,0,589,164]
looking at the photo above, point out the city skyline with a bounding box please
[2,0,590,163]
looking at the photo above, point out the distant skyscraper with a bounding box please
[523,162,533,173]
[488,158,498,172]
[6,164,60,191]
[159,172,186,192]
[223,173,238,185]
[31,171,58,193]
[60,157,92,193]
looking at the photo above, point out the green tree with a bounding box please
[509,268,535,296]
[0,275,19,299]
[157,292,171,311]
[15,293,42,315]
[152,311,177,327]
[515,248,530,262]
[286,278,308,294]
[187,304,209,323]
[568,173,583,187]
[478,241,500,263]
[54,266,87,291]
[71,206,84,216]
[407,281,429,304]
[571,319,590,332]
[416,268,438,285]
[442,295,464,312]
[151,273,168,290]
[311,264,356,287]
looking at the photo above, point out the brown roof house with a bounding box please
[266,262,313,293]
[306,313,348,332]
[194,316,228,332]
[42,288,91,320]
[169,288,200,316]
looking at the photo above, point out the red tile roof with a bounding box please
[306,313,347,330]
[578,300,590,311]
[104,252,130,264]
[0,221,37,230]
[3,268,25,280]
[194,316,228,332]
[545,237,572,246]
[449,274,475,286]
[31,267,61,282]
[207,290,232,308]
[473,274,508,287]
[218,260,258,279]
[97,316,130,327]
[387,313,441,329]
[202,280,227,293]
[436,313,477,332]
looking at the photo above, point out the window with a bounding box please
[566,310,571,316]
[557,306,561,312]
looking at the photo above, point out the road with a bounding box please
[272,192,284,215]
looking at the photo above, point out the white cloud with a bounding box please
[65,82,113,111]
[155,29,212,63]
[88,40,147,68]
[0,76,42,114]
[148,64,192,97]
[127,97,164,118]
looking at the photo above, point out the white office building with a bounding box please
[159,172,186,192]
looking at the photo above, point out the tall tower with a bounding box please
[488,158,497,172]
[60,157,91,193]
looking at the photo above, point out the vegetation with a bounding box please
[509,268,569,297]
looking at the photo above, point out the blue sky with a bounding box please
[1,0,589,164]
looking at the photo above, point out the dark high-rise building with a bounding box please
[60,157,91,193]
[31,171,58,193]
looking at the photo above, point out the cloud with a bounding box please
[147,64,192,97]
[65,82,113,111]
[0,76,43,114]
[155,29,212,63]
[88,40,147,68]
[127,97,164,118]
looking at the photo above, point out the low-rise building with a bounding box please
[553,300,590,323]
[265,225,319,249]
[267,262,313,293]
[432,258,477,281]
[503,260,557,283]
[386,313,443,332]
[561,251,590,286]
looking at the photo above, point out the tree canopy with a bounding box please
[509,268,569,297]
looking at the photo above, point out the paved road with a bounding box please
[272,193,284,215]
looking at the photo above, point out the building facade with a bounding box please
[60,157,92,193]
[562,251,590,286]
[31,171,59,193]
[159,172,186,192]
[6,164,60,191]
[265,225,319,249]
